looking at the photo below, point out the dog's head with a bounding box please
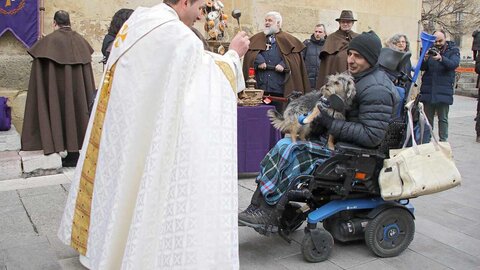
[320,73,356,107]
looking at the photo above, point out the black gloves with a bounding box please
[309,106,334,139]
[312,106,334,130]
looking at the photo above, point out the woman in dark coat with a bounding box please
[101,9,134,63]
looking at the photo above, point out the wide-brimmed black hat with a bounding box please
[335,10,357,22]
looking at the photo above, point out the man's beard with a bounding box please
[264,24,279,35]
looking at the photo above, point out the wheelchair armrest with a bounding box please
[335,142,385,158]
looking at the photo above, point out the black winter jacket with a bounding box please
[302,36,325,89]
[328,67,400,148]
[420,41,460,105]
[472,30,480,51]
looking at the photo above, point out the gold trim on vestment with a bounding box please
[70,64,116,255]
[215,60,237,94]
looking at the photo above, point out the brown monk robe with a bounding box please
[315,29,359,89]
[21,27,95,155]
[243,31,310,97]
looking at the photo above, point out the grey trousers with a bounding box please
[424,102,450,142]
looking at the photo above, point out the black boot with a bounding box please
[62,152,79,167]
[238,185,276,227]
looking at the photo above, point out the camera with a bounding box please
[427,47,440,56]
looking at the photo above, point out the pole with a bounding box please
[39,0,45,38]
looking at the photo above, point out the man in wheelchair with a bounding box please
[238,31,402,231]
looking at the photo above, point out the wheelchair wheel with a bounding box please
[301,229,334,262]
[364,208,415,258]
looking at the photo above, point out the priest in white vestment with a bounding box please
[57,0,250,269]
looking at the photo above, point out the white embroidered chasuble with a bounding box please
[58,3,244,269]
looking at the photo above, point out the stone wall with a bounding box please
[0,0,422,132]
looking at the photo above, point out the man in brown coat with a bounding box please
[315,10,359,88]
[243,11,309,112]
[21,10,95,166]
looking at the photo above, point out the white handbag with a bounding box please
[379,101,462,200]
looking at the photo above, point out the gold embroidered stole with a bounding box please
[215,60,236,94]
[70,64,116,255]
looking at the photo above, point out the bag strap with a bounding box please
[418,106,425,143]
[418,102,440,148]
[403,101,440,153]
[403,101,416,148]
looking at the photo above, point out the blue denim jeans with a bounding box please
[423,103,450,142]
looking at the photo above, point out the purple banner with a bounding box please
[0,0,39,48]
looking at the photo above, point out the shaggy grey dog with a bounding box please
[267,73,356,143]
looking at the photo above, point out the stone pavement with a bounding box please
[1,95,479,270]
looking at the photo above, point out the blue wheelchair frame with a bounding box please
[307,197,414,224]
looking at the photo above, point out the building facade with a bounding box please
[0,0,422,132]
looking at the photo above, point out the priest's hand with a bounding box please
[229,31,250,58]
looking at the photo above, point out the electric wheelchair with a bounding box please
[246,46,428,263]
[269,117,415,263]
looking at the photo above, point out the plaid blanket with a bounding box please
[257,137,333,205]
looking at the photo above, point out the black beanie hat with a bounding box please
[348,31,382,67]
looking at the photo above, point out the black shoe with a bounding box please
[477,136,480,143]
[238,203,275,227]
[62,152,79,167]
[237,204,257,226]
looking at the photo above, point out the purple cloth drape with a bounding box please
[237,105,282,173]
[0,0,39,48]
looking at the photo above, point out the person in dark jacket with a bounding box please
[472,30,480,61]
[238,31,400,227]
[475,59,480,143]
[101,8,134,64]
[420,30,460,142]
[302,24,327,89]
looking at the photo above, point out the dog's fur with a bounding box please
[267,73,356,146]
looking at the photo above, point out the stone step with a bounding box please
[0,151,22,181]
[458,76,476,83]
[457,82,478,89]
[19,151,62,174]
[0,125,21,151]
[455,88,479,98]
